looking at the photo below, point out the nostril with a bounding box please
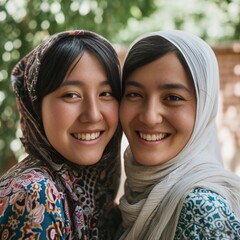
[138,110,163,126]
[79,107,103,123]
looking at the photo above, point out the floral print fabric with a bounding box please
[0,30,122,239]
[175,188,240,239]
[0,168,68,239]
[0,154,120,240]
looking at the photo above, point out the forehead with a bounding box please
[126,52,194,89]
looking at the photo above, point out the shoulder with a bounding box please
[181,188,230,214]
[175,188,240,239]
[0,167,59,198]
[0,167,64,210]
[0,168,66,239]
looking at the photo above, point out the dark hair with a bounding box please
[122,35,193,93]
[35,31,122,162]
[36,31,121,105]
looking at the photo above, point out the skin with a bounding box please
[120,52,196,166]
[42,51,119,165]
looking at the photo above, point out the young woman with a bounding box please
[117,30,240,239]
[0,30,122,239]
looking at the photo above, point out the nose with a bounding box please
[138,97,163,126]
[79,97,103,123]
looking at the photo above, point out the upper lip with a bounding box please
[136,129,169,135]
[72,129,103,133]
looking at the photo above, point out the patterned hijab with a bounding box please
[118,30,240,239]
[9,30,122,239]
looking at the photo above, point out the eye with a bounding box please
[61,92,81,101]
[63,93,78,98]
[100,91,113,97]
[125,92,142,98]
[165,95,183,101]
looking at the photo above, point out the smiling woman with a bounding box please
[42,51,119,166]
[117,30,240,240]
[0,30,122,240]
[120,52,196,166]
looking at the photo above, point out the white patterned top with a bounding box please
[175,188,240,239]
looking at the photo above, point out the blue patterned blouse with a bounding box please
[0,166,119,239]
[174,188,240,239]
[0,169,68,239]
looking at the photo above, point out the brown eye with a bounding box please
[100,92,113,97]
[126,92,142,98]
[165,95,183,101]
[63,93,79,99]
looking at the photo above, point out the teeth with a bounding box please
[73,132,100,141]
[139,132,167,141]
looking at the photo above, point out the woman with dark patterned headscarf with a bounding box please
[0,30,122,239]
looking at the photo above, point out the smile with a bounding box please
[72,132,101,141]
[139,132,168,141]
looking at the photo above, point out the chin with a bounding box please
[80,154,103,166]
[133,153,166,166]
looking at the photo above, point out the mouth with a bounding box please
[138,131,170,141]
[72,131,102,141]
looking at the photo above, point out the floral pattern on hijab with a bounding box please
[0,30,121,239]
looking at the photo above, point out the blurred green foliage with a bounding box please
[0,0,239,175]
[116,0,240,45]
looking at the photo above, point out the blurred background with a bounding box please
[0,0,239,179]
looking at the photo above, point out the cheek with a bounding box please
[187,105,196,133]
[42,102,73,135]
[109,102,119,127]
[119,102,128,127]
[120,100,137,120]
[176,108,196,135]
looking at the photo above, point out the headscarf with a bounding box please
[118,30,240,240]
[6,30,122,239]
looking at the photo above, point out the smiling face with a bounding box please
[42,51,119,165]
[120,52,196,166]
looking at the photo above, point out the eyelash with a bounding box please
[100,91,113,97]
[165,95,183,101]
[124,92,185,104]
[125,92,183,98]
[124,90,143,98]
[62,92,80,99]
[62,91,114,100]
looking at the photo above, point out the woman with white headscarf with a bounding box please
[117,30,240,239]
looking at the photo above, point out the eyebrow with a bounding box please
[60,79,110,87]
[125,80,191,93]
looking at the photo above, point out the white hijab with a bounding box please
[118,30,240,240]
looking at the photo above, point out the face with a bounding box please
[42,51,119,165]
[120,52,196,166]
